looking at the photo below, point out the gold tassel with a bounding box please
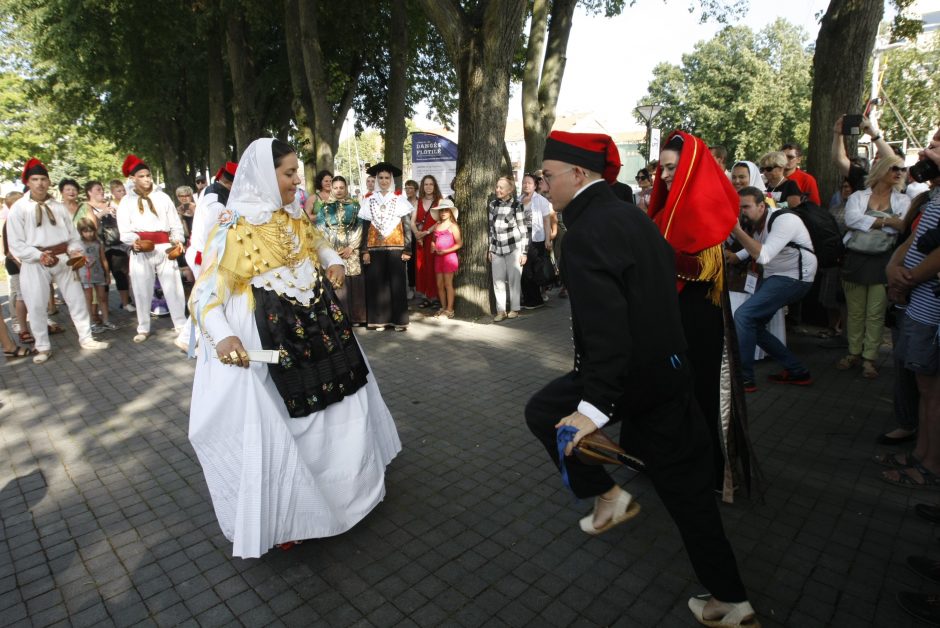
[696,244,725,305]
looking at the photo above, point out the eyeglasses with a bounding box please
[542,168,575,183]
[760,166,779,173]
[890,166,908,173]
[635,175,649,182]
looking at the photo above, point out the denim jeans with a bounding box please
[735,275,813,382]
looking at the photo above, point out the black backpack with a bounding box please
[767,202,845,272]
[97,212,122,248]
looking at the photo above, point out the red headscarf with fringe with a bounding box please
[647,130,739,298]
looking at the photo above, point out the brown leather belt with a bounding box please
[43,242,69,256]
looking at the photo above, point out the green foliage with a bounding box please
[0,19,120,184]
[877,31,940,146]
[0,0,214,182]
[579,0,748,22]
[637,18,812,163]
[353,0,458,131]
[889,0,923,42]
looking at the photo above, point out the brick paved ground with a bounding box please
[0,288,935,627]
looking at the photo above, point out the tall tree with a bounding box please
[354,1,458,180]
[875,30,939,148]
[225,11,262,156]
[522,0,749,173]
[636,20,812,162]
[283,0,318,185]
[383,0,409,177]
[805,0,883,204]
[416,0,529,317]
[521,0,577,173]
[296,0,364,171]
[206,15,229,173]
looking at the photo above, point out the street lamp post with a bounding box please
[635,105,663,161]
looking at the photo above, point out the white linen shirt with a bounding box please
[844,188,910,235]
[736,207,818,282]
[7,195,82,263]
[117,187,185,247]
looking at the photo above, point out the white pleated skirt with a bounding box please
[188,293,401,558]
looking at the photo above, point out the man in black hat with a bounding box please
[359,162,413,330]
[525,130,757,627]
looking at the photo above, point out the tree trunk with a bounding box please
[207,20,228,174]
[297,0,362,172]
[284,0,318,189]
[522,0,577,173]
[384,0,409,184]
[224,12,259,157]
[159,125,187,193]
[417,0,528,318]
[806,0,883,204]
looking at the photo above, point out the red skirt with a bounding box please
[415,235,438,299]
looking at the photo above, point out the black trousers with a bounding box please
[525,356,747,603]
[521,241,547,307]
[678,282,726,486]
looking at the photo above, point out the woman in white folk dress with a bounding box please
[188,137,401,558]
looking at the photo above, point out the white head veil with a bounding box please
[733,161,765,191]
[226,138,304,226]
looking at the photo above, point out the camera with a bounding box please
[910,158,940,183]
[842,114,863,135]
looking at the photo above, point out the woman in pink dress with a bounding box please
[429,199,462,318]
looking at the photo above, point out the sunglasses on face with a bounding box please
[890,166,908,173]
[760,166,779,173]
[635,175,649,182]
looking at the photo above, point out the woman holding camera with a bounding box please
[838,155,910,378]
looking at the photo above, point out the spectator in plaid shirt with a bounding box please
[488,176,527,321]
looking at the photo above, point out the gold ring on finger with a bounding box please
[229,351,238,361]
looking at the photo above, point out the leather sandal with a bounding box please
[579,489,640,535]
[688,595,760,627]
[862,360,879,379]
[836,354,861,370]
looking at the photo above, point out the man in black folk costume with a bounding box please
[525,131,759,628]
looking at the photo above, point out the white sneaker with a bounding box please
[125,303,136,313]
[133,333,149,343]
[80,339,109,350]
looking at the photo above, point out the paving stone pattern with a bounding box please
[0,292,933,627]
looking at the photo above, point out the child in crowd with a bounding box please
[429,199,462,318]
[77,218,115,332]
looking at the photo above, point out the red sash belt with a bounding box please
[136,231,170,244]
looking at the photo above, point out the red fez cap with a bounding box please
[21,158,49,184]
[121,154,150,177]
[543,131,621,184]
[214,161,238,182]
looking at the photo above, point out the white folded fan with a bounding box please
[212,349,280,364]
